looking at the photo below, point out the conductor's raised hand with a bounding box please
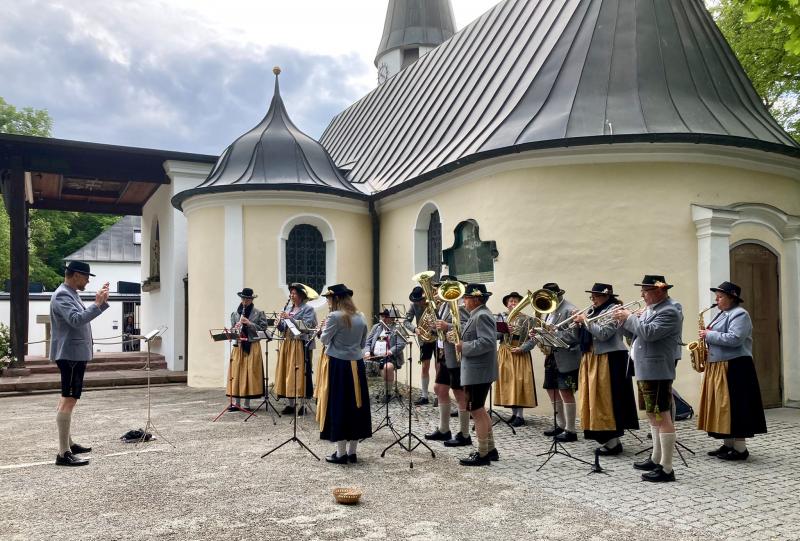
[95,282,110,306]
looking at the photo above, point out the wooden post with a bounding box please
[6,156,31,375]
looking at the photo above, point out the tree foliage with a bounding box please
[1,97,120,291]
[712,0,800,141]
[744,0,800,55]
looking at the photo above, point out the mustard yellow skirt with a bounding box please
[315,349,330,431]
[494,345,537,408]
[697,361,732,435]
[226,341,264,399]
[274,338,308,398]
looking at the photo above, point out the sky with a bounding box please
[0,0,499,155]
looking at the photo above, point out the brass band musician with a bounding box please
[274,283,318,414]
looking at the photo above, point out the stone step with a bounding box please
[0,369,187,394]
[24,359,167,374]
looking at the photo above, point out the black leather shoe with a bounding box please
[596,442,623,456]
[70,443,92,454]
[642,465,675,482]
[485,448,500,461]
[325,452,348,464]
[296,406,306,416]
[280,405,295,415]
[510,416,526,428]
[424,429,452,441]
[55,451,89,467]
[707,445,733,457]
[460,452,491,466]
[717,448,749,461]
[543,426,564,437]
[633,457,659,471]
[227,405,238,412]
[555,431,578,443]
[443,432,472,447]
[348,454,358,464]
[414,397,430,406]
[450,410,459,417]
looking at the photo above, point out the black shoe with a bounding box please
[707,445,733,457]
[325,452,348,464]
[642,465,675,482]
[348,454,358,464]
[296,406,306,416]
[485,448,500,462]
[444,432,472,447]
[510,416,526,428]
[450,410,459,417]
[69,443,92,454]
[596,442,623,456]
[633,457,659,471]
[414,397,430,406]
[543,426,564,437]
[459,452,491,466]
[433,397,439,407]
[717,448,749,461]
[227,405,238,412]
[55,451,89,467]
[280,405,295,415]
[424,429,452,441]
[555,431,578,443]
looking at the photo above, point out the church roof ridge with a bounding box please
[322,0,799,193]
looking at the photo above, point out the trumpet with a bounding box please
[552,304,594,330]
[437,280,465,362]
[580,299,646,326]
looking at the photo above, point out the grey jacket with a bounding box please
[320,311,368,360]
[49,283,109,362]
[545,299,581,373]
[278,302,318,349]
[622,298,683,380]
[584,304,627,355]
[365,322,407,367]
[704,306,753,361]
[439,302,470,369]
[460,304,498,386]
[230,306,269,345]
[405,302,426,325]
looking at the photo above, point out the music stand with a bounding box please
[381,323,436,468]
[211,328,258,421]
[261,336,320,461]
[244,329,280,423]
[536,400,592,472]
[136,327,173,447]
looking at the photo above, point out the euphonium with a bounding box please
[437,280,465,362]
[412,270,441,343]
[687,304,717,373]
[504,290,533,346]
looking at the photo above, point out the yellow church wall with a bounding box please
[378,159,799,415]
[186,206,226,388]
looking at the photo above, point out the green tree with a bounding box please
[712,0,800,141]
[744,0,800,55]
[0,97,53,137]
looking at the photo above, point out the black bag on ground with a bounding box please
[673,388,694,421]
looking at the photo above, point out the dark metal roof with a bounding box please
[172,69,364,210]
[65,215,142,263]
[323,0,800,193]
[375,0,457,65]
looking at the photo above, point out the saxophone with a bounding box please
[411,271,441,343]
[687,304,717,373]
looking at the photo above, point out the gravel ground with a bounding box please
[0,385,736,540]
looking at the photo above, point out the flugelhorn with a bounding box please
[437,280,465,362]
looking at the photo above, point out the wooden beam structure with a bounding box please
[5,156,30,373]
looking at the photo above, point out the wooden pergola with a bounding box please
[0,133,216,374]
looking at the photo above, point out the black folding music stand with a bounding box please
[536,403,592,472]
[211,328,258,422]
[136,327,173,446]
[244,329,280,423]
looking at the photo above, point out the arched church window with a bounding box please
[442,220,498,283]
[427,210,442,279]
[286,224,326,294]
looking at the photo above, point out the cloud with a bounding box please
[0,0,374,154]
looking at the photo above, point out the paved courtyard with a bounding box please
[1,384,797,540]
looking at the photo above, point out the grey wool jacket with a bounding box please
[622,297,683,381]
[546,299,582,373]
[704,306,753,362]
[320,311,368,360]
[459,304,498,386]
[49,283,109,362]
[278,302,318,349]
[365,322,407,367]
[230,306,269,345]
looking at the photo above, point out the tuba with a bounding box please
[412,271,442,343]
[437,280,465,362]
[504,290,534,346]
[687,304,717,373]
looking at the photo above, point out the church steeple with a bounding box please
[375,0,456,85]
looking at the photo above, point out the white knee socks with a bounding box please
[564,402,576,433]
[421,377,430,398]
[659,432,676,473]
[439,402,451,433]
[56,411,71,455]
[650,426,662,463]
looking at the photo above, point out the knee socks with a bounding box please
[439,402,451,433]
[459,410,470,437]
[56,410,72,455]
[563,402,576,433]
[659,432,676,473]
[650,425,662,463]
[421,377,430,399]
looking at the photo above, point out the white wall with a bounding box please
[79,262,140,292]
[0,297,130,356]
[140,160,213,371]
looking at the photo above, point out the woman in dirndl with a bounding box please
[494,291,537,427]
[318,284,371,464]
[698,281,767,460]
[226,288,267,411]
[274,283,318,414]
[572,283,639,455]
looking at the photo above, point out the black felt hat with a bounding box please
[322,284,354,298]
[378,307,401,318]
[634,275,673,289]
[710,281,744,303]
[409,286,425,302]
[542,282,565,296]
[585,283,618,297]
[463,283,492,298]
[65,261,95,277]
[502,291,523,307]
[237,287,257,299]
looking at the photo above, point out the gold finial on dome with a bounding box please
[273,66,281,76]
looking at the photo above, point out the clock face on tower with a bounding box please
[377,62,389,85]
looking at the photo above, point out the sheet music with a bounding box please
[284,319,302,336]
